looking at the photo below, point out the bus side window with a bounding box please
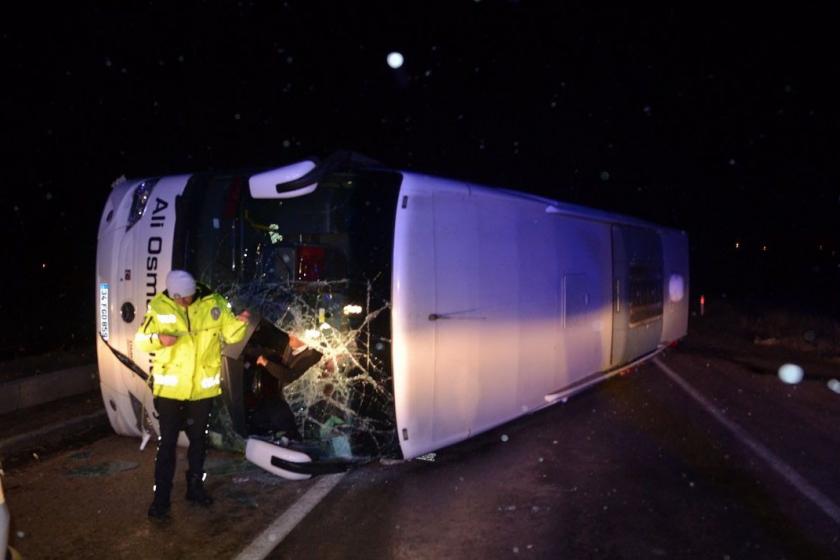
[628,263,663,326]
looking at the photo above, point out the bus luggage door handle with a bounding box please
[615,279,621,313]
[428,312,487,321]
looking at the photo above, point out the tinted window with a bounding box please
[628,263,663,325]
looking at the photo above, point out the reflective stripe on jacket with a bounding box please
[134,286,247,400]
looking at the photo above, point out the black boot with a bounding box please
[185,471,213,506]
[148,486,171,520]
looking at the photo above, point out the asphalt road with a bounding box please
[3,332,840,559]
[273,345,840,560]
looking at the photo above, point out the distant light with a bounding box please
[599,171,610,181]
[500,434,509,442]
[778,363,804,384]
[735,241,740,249]
[41,263,47,269]
[387,52,404,69]
[762,245,768,252]
[343,304,363,315]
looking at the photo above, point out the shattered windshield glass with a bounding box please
[174,168,402,461]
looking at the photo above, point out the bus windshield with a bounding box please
[173,167,402,459]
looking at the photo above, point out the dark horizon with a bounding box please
[2,2,839,357]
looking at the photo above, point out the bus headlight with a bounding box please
[127,178,160,230]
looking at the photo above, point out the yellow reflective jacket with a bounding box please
[135,285,247,401]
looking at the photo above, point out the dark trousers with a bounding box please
[153,396,215,499]
[250,396,303,440]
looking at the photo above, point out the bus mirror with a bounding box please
[249,160,318,199]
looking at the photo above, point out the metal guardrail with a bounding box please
[0,364,98,415]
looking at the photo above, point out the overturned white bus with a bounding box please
[96,151,689,478]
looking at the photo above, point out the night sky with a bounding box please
[2,2,839,357]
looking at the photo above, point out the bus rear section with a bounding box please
[391,175,689,459]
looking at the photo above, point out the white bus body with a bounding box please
[96,153,688,475]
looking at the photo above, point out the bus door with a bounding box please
[610,225,663,368]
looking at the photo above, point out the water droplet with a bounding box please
[778,363,804,384]
[387,52,404,69]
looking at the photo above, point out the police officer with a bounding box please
[135,270,250,520]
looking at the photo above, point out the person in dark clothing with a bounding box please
[246,327,323,440]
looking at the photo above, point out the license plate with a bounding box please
[99,283,110,341]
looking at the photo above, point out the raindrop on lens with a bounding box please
[387,52,404,69]
[778,363,804,384]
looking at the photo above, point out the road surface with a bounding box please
[2,323,839,559]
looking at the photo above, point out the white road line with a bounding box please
[234,472,347,560]
[654,357,840,525]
